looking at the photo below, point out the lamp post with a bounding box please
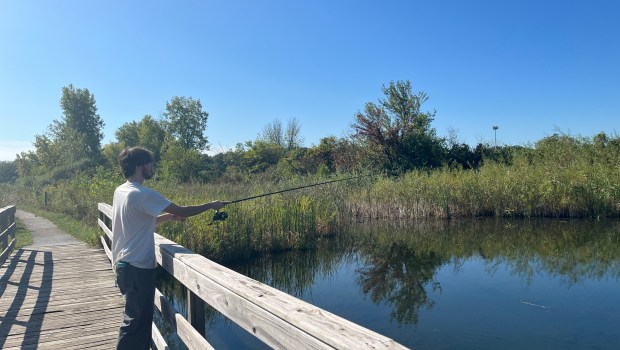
[493,126,499,147]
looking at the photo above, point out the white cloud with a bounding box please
[0,141,33,161]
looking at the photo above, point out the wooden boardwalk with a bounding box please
[0,206,409,349]
[0,242,123,349]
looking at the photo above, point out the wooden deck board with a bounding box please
[0,244,124,349]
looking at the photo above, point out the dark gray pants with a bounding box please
[115,262,156,350]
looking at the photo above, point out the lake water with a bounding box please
[156,219,620,349]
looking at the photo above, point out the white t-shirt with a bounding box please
[112,181,171,269]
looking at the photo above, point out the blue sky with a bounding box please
[1,0,618,161]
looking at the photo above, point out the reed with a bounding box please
[5,133,618,259]
[153,176,365,261]
[349,134,620,219]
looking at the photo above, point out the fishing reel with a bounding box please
[209,210,228,225]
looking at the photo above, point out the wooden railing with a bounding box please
[0,205,16,267]
[98,202,408,350]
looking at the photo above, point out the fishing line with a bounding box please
[209,173,378,224]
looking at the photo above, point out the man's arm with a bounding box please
[156,213,186,224]
[163,201,229,218]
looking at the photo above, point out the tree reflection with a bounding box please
[357,242,445,324]
[352,218,620,325]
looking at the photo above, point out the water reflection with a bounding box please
[356,218,620,283]
[353,219,620,325]
[156,219,620,349]
[357,243,444,324]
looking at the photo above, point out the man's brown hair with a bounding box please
[118,147,154,178]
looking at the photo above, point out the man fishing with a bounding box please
[112,146,228,350]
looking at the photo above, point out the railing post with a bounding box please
[0,212,6,250]
[0,206,16,266]
[187,289,206,337]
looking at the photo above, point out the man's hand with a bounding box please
[171,214,186,222]
[209,200,230,211]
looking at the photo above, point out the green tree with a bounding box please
[114,115,165,162]
[260,118,304,150]
[33,133,62,170]
[352,80,443,173]
[302,136,339,173]
[0,161,17,183]
[162,97,209,151]
[214,144,251,182]
[159,138,203,182]
[115,121,140,147]
[260,119,284,147]
[201,152,228,182]
[29,85,105,181]
[285,118,303,150]
[102,142,125,170]
[445,142,481,169]
[276,148,308,176]
[242,140,286,173]
[14,151,39,183]
[57,84,105,163]
[137,115,165,162]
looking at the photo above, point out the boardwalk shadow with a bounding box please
[0,248,53,349]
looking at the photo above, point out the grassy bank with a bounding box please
[349,158,619,219]
[2,134,618,260]
[350,134,620,219]
[15,217,33,248]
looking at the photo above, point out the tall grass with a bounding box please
[3,133,618,260]
[153,175,367,261]
[349,133,620,219]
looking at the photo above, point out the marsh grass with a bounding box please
[154,175,366,261]
[350,134,620,219]
[4,133,618,259]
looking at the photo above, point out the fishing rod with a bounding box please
[209,173,378,224]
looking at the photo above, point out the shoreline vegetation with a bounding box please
[0,82,618,261]
[1,132,619,262]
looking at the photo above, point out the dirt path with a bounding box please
[15,209,82,247]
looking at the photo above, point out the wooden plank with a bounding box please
[0,222,15,241]
[151,322,169,350]
[14,330,119,350]
[0,293,122,316]
[187,288,206,337]
[156,235,409,349]
[100,235,112,261]
[0,206,16,266]
[2,320,119,343]
[98,218,113,241]
[156,241,334,349]
[0,242,124,350]
[0,206,16,226]
[0,231,16,266]
[154,288,215,350]
[98,202,113,218]
[2,315,121,345]
[0,265,114,280]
